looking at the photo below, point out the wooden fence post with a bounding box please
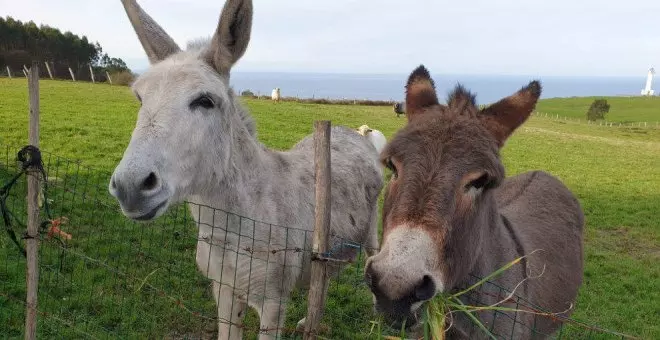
[303,120,332,340]
[25,61,41,340]
[106,71,113,85]
[68,67,76,81]
[44,62,53,80]
[88,64,95,83]
[6,66,11,78]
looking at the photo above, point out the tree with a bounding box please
[586,99,610,121]
[241,89,255,97]
[0,15,131,79]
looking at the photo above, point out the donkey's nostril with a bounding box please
[110,177,117,190]
[414,275,436,301]
[140,172,159,191]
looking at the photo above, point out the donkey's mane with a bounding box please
[447,84,476,106]
[186,37,212,51]
[446,84,477,114]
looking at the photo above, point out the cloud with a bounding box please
[1,0,658,76]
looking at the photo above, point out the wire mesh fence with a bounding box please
[0,142,637,340]
[429,274,635,340]
[0,143,385,339]
[530,111,660,129]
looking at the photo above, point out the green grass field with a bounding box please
[0,78,658,339]
[535,96,660,124]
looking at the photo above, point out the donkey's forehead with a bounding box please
[386,116,496,161]
[132,51,228,95]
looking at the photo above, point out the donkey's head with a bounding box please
[109,0,254,221]
[364,65,541,328]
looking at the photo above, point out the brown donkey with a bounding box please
[364,65,584,339]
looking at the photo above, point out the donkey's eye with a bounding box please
[190,95,215,110]
[384,157,398,178]
[135,94,142,103]
[466,173,491,191]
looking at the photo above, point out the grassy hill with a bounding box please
[536,96,660,124]
[0,78,658,339]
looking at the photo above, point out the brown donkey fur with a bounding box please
[364,65,584,339]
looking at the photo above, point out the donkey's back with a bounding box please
[291,125,383,249]
[496,170,584,336]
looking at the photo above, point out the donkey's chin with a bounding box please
[375,300,426,331]
[123,199,170,222]
[382,309,424,332]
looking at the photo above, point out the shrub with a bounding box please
[586,99,610,121]
[109,71,136,86]
[240,89,255,97]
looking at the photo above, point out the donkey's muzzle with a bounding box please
[109,170,170,221]
[365,260,434,330]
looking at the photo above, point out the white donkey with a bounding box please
[109,0,383,339]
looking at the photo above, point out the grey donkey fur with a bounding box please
[446,171,585,339]
[109,1,383,339]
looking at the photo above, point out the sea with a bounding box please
[228,72,652,105]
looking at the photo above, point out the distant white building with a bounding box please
[641,67,655,96]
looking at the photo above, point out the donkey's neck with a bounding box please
[464,207,530,292]
[187,119,293,223]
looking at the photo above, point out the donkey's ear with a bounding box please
[207,0,253,76]
[405,65,440,121]
[478,80,541,147]
[121,0,181,64]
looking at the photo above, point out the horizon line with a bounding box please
[130,67,651,79]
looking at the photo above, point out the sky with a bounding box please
[1,0,659,77]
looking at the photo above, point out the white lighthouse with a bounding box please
[641,67,655,96]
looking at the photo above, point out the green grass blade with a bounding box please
[426,298,445,340]
[449,296,497,340]
[450,249,542,299]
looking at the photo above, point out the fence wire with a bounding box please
[0,143,634,340]
[427,275,635,340]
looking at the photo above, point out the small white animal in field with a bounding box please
[357,124,387,154]
[271,87,281,102]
